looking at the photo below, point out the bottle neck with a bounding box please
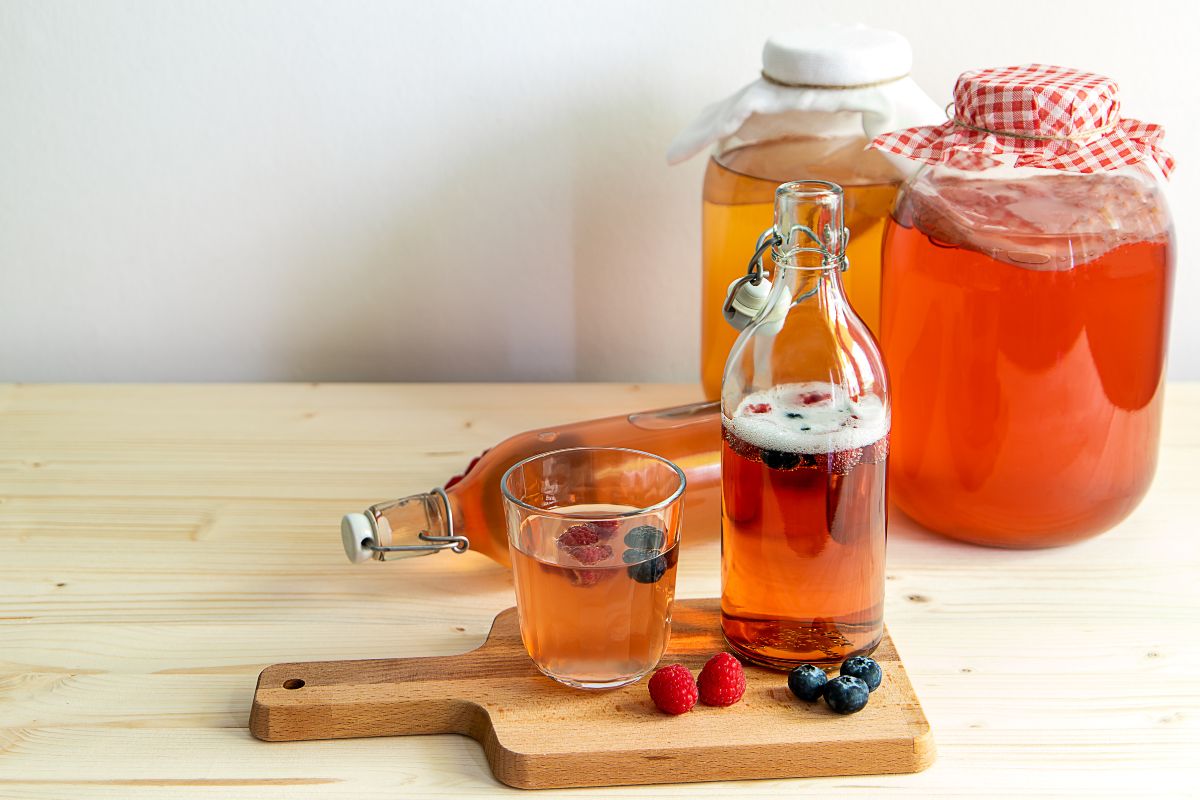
[342,489,469,563]
[772,260,850,318]
[764,179,850,325]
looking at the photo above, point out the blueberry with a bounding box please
[839,656,883,692]
[786,664,828,702]
[761,449,801,470]
[626,553,667,584]
[623,525,666,550]
[622,547,659,564]
[823,675,870,714]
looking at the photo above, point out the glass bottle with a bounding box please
[341,401,721,567]
[720,181,890,669]
[668,25,941,399]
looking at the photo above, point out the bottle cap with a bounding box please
[341,513,381,564]
[724,277,793,332]
[763,24,912,88]
[730,277,773,318]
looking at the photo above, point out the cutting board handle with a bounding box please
[250,608,538,742]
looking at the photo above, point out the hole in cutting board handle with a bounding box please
[283,679,305,690]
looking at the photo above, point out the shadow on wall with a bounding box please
[267,119,575,382]
[269,54,698,383]
[567,58,701,384]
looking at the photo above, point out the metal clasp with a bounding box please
[723,228,781,318]
[777,222,851,272]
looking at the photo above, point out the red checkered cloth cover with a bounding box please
[870,64,1174,177]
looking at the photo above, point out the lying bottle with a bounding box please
[341,402,721,567]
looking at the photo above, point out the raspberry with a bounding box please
[557,525,599,548]
[586,519,620,540]
[568,568,609,587]
[798,390,831,406]
[747,402,772,414]
[444,449,488,489]
[647,664,698,715]
[565,543,612,565]
[697,652,746,707]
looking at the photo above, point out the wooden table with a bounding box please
[1,383,1197,798]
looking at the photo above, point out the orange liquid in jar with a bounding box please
[881,172,1174,547]
[720,384,888,668]
[509,505,679,687]
[702,137,902,398]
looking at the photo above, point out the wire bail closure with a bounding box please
[776,220,850,272]
[367,487,470,557]
[723,228,781,319]
[722,219,850,326]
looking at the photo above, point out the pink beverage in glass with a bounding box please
[509,505,679,688]
[502,449,685,689]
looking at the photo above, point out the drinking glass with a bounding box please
[501,447,685,689]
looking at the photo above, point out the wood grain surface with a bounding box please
[250,599,932,788]
[1,383,1199,798]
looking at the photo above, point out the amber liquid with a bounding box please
[510,506,678,687]
[881,174,1173,546]
[438,402,721,566]
[701,137,902,398]
[721,427,888,668]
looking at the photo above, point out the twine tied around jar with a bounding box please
[944,102,1121,143]
[761,71,909,91]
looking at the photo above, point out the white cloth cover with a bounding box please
[667,25,945,165]
[763,25,911,87]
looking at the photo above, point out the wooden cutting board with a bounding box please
[249,598,933,789]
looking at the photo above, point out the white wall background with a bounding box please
[2,0,1197,381]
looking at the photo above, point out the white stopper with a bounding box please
[723,277,793,333]
[762,24,912,87]
[731,277,773,317]
[724,277,771,331]
[341,513,377,564]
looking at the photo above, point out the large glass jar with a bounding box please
[668,24,941,399]
[879,86,1175,548]
[878,65,1176,546]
